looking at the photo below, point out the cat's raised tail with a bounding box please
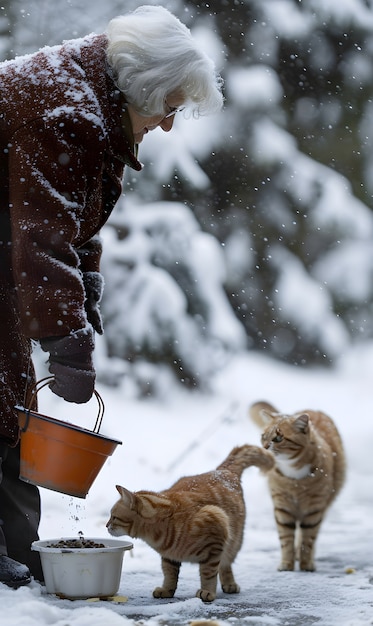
[218,444,274,476]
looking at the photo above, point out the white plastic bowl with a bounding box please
[32,537,133,599]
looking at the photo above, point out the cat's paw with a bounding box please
[260,447,276,471]
[300,562,316,572]
[278,562,295,571]
[196,588,216,603]
[222,582,240,594]
[153,586,175,598]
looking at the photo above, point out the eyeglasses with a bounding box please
[164,101,185,118]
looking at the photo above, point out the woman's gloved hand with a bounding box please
[82,271,104,335]
[39,327,95,403]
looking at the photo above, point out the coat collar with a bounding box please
[79,33,142,171]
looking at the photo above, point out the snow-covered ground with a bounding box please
[2,346,373,625]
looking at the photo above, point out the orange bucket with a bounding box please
[16,378,122,498]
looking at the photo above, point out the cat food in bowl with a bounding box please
[32,537,133,599]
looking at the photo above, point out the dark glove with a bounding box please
[40,327,95,403]
[83,271,104,335]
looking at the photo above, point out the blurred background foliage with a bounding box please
[4,0,373,389]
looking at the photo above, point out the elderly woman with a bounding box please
[0,5,223,586]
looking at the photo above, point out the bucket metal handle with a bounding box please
[23,376,105,434]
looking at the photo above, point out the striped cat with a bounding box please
[249,401,346,572]
[106,444,274,602]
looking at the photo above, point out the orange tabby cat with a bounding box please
[249,401,346,572]
[106,444,274,602]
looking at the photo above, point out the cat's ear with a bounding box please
[116,485,136,509]
[259,409,276,426]
[294,414,309,434]
[250,401,278,428]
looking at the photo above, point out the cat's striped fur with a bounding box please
[106,444,274,602]
[249,400,346,572]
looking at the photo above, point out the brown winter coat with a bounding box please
[0,33,142,444]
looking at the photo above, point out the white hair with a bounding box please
[105,5,224,117]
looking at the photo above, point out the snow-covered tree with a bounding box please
[99,200,246,391]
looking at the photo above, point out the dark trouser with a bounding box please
[0,442,43,581]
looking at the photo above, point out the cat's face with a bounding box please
[106,486,137,538]
[261,413,309,460]
[106,499,135,537]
